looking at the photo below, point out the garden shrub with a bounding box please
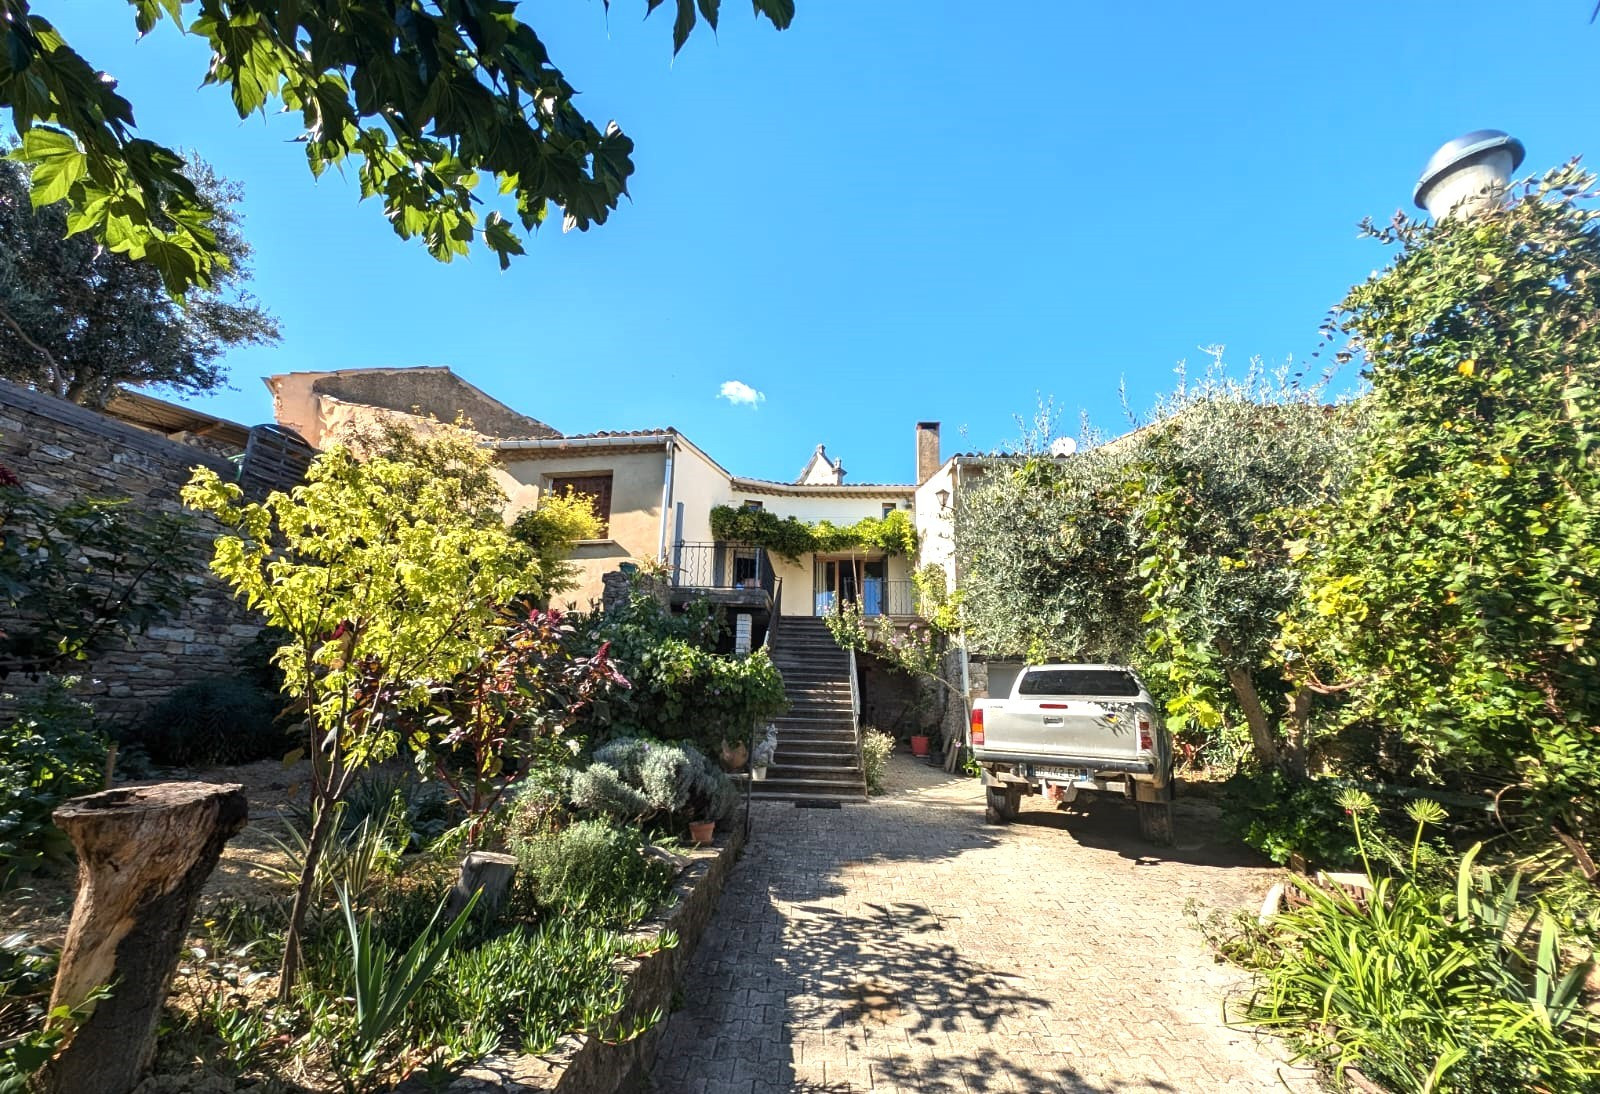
[0,932,67,1090]
[568,738,738,827]
[1220,767,1360,869]
[416,920,675,1059]
[566,763,649,822]
[514,818,674,927]
[0,679,104,884]
[1285,165,1600,867]
[1241,795,1600,1093]
[340,771,460,853]
[501,778,565,853]
[861,728,894,794]
[132,675,285,767]
[569,593,788,756]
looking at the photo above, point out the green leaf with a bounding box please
[752,0,795,29]
[673,0,696,53]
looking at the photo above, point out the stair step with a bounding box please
[752,775,865,795]
[779,748,859,763]
[769,756,860,772]
[750,787,862,803]
[756,760,860,775]
[779,741,858,754]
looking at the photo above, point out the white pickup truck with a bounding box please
[969,664,1174,844]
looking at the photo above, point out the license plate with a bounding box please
[1032,765,1090,781]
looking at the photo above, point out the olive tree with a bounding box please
[183,428,534,999]
[956,359,1357,769]
[1284,164,1600,877]
[1134,361,1362,769]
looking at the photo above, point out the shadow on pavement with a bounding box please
[1006,794,1272,870]
[649,793,1209,1093]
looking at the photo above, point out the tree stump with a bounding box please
[41,782,248,1094]
[447,851,518,920]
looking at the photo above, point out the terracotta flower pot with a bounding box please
[720,741,749,771]
[909,735,930,757]
[689,820,716,846]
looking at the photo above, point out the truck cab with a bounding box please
[970,664,1174,843]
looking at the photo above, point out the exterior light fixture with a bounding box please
[1413,129,1525,220]
[935,488,951,511]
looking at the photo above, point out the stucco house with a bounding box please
[264,368,948,630]
[491,429,933,624]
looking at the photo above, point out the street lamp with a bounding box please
[1414,129,1525,220]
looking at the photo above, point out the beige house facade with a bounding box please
[264,368,948,622]
[494,431,923,618]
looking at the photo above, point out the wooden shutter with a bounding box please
[549,474,613,534]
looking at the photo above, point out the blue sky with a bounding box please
[50,1,1597,484]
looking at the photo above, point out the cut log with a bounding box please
[447,851,519,920]
[41,782,248,1094]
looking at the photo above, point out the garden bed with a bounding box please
[394,821,747,1094]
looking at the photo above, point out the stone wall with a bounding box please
[600,569,670,614]
[938,647,978,750]
[857,652,939,738]
[0,380,262,723]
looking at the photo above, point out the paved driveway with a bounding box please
[649,755,1320,1093]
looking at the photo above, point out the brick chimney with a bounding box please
[915,422,941,484]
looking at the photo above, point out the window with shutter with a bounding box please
[548,473,613,536]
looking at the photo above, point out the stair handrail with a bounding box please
[847,642,864,788]
[763,578,782,651]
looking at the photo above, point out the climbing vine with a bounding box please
[709,505,917,562]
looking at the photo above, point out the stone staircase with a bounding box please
[756,616,866,801]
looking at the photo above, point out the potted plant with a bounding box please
[750,724,778,780]
[689,819,716,845]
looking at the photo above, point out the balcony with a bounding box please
[815,579,922,619]
[669,542,775,613]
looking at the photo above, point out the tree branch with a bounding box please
[0,301,65,395]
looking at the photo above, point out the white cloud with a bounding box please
[718,380,766,408]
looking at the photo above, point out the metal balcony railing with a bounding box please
[881,580,921,617]
[670,542,776,600]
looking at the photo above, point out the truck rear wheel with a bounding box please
[1138,800,1174,846]
[985,786,1020,824]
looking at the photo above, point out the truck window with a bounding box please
[1017,669,1141,697]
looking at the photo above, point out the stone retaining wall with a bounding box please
[403,821,747,1094]
[0,380,262,722]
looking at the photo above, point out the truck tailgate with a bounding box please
[982,699,1140,762]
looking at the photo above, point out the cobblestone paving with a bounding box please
[649,755,1320,1093]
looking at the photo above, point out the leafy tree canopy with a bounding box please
[510,488,604,601]
[183,429,536,997]
[955,360,1357,769]
[0,0,795,295]
[1284,164,1600,865]
[0,153,278,406]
